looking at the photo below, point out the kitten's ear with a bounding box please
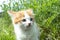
[26,9,35,15]
[27,9,33,13]
[7,10,16,17]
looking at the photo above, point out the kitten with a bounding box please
[7,9,39,40]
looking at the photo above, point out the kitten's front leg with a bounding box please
[16,36,21,40]
[16,37,21,40]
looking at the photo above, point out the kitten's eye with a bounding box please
[30,18,33,21]
[22,19,26,22]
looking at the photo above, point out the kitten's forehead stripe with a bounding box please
[14,11,25,24]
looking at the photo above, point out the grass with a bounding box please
[0,17,15,40]
[0,0,60,40]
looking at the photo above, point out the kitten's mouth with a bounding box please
[26,25,31,28]
[25,25,32,31]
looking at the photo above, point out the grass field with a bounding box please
[0,17,15,40]
[0,0,60,40]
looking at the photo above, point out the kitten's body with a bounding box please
[7,9,39,40]
[13,22,39,40]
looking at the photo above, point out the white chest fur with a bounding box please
[13,22,39,40]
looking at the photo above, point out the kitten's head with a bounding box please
[7,9,34,29]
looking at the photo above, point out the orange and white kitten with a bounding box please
[7,9,39,40]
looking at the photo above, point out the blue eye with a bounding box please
[22,19,26,22]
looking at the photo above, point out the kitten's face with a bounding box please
[7,9,34,29]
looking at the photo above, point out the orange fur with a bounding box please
[14,11,25,24]
[26,9,33,16]
[8,9,34,24]
[14,9,34,24]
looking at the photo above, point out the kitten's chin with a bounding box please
[25,25,33,31]
[20,24,33,31]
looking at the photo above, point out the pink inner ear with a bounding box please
[7,10,16,15]
[26,9,34,16]
[26,9,33,13]
[7,10,16,17]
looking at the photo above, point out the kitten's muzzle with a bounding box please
[27,23,31,28]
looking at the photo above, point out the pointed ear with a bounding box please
[26,9,33,13]
[7,10,16,17]
[26,9,35,15]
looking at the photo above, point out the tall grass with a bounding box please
[0,0,60,40]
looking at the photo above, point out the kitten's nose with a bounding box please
[27,23,31,28]
[28,23,31,26]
